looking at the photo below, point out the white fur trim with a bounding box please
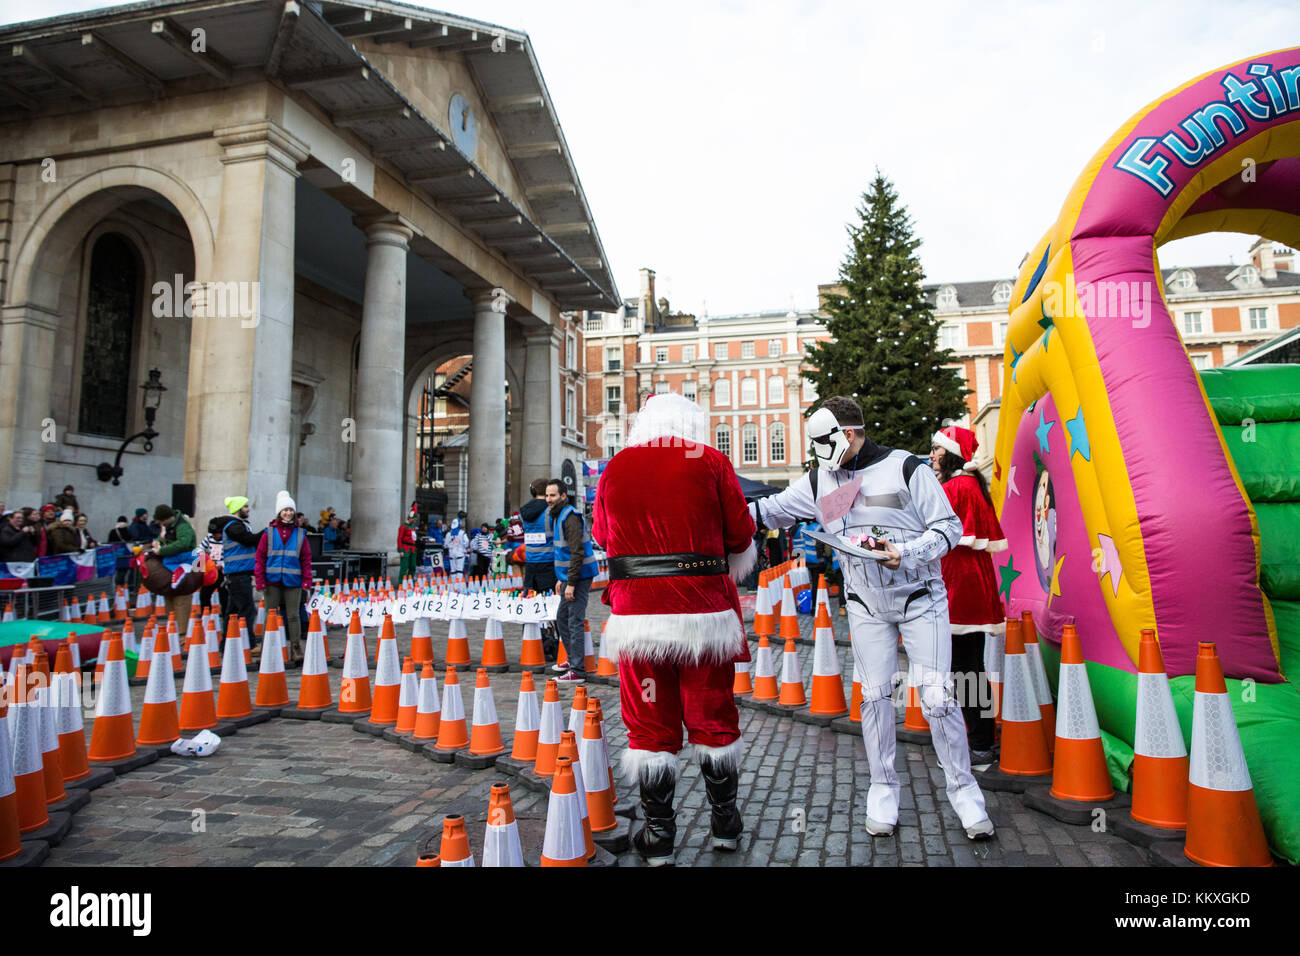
[986,539,1008,553]
[962,461,980,471]
[627,393,711,447]
[957,535,1008,553]
[620,747,681,787]
[606,609,746,666]
[932,431,961,457]
[728,540,757,584]
[695,737,745,773]
[951,622,1007,635]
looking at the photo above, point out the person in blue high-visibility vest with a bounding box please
[793,519,825,613]
[255,490,313,666]
[214,496,263,647]
[519,477,559,661]
[547,478,597,683]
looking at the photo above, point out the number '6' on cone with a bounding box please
[1048,625,1113,802]
[997,617,1051,776]
[1130,629,1188,829]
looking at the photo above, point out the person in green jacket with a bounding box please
[153,503,197,636]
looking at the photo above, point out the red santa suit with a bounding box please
[932,427,1007,634]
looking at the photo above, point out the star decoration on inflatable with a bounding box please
[998,557,1021,600]
[1049,554,1066,602]
[1007,464,1020,497]
[1035,408,1055,454]
[1096,533,1122,597]
[1066,406,1091,461]
[1010,343,1023,383]
[1038,305,1055,350]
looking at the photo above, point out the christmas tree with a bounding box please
[803,170,969,453]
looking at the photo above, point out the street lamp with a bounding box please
[97,368,166,485]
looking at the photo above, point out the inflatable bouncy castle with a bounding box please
[992,46,1300,862]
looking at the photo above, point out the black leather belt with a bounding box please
[607,553,728,580]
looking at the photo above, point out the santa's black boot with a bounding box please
[701,760,743,851]
[632,773,677,866]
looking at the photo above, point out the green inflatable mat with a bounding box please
[1200,364,1300,424]
[1217,421,1300,503]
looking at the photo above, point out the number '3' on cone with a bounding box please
[510,671,539,760]
[1130,629,1188,829]
[540,757,588,867]
[434,666,469,751]
[997,618,1051,776]
[483,782,525,867]
[1048,625,1113,802]
[1184,643,1272,867]
[439,813,474,866]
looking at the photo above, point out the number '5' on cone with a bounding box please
[1048,625,1113,802]
[1130,629,1188,829]
[1184,643,1272,867]
[997,618,1051,776]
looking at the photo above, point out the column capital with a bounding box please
[522,327,557,348]
[355,213,417,248]
[214,120,310,175]
[469,287,510,315]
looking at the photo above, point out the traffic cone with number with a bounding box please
[53,643,90,783]
[534,679,564,776]
[254,621,289,708]
[339,611,372,716]
[395,658,418,734]
[1184,642,1272,867]
[439,813,475,867]
[510,671,540,760]
[88,635,136,763]
[296,612,333,710]
[752,635,778,701]
[137,628,180,746]
[519,621,546,668]
[216,617,253,720]
[558,730,595,859]
[540,757,588,867]
[483,782,525,867]
[733,659,753,696]
[469,668,506,756]
[1021,611,1056,755]
[1130,629,1188,829]
[596,621,618,677]
[778,637,806,707]
[9,667,50,833]
[434,667,469,752]
[808,601,847,716]
[368,615,401,725]
[568,685,588,737]
[445,619,471,667]
[412,662,441,742]
[410,616,434,667]
[997,617,1051,776]
[179,631,218,732]
[581,708,617,833]
[1048,625,1113,802]
[482,618,508,668]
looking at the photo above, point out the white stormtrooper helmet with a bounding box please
[808,406,855,471]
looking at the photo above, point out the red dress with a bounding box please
[939,475,1007,635]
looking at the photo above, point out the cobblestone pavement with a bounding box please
[44,595,1147,867]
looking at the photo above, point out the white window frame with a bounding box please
[714,378,731,406]
[740,377,758,405]
[770,421,786,462]
[715,424,731,458]
[606,385,621,416]
[802,378,817,402]
[655,346,668,363]
[1183,311,1203,335]
[1189,352,1212,370]
[936,286,958,311]
[682,344,695,362]
[741,341,755,359]
[741,423,759,464]
[992,281,1013,305]
[768,376,783,405]
[654,381,669,395]
[565,386,575,428]
[682,379,697,402]
[768,338,782,357]
[715,342,729,360]
[939,323,964,350]
[605,346,621,372]
[566,332,577,369]
[1247,306,1270,331]
[995,321,1008,348]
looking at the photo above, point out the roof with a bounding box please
[0,0,619,310]
[1228,325,1300,366]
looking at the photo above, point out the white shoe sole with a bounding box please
[643,854,675,867]
[865,818,896,837]
[965,821,995,841]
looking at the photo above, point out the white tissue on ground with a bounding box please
[170,729,222,757]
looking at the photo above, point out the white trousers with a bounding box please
[847,595,989,829]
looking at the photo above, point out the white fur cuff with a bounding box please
[620,747,682,787]
[606,609,746,666]
[728,540,758,584]
[695,737,744,773]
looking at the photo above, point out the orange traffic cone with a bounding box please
[394,658,418,734]
[568,685,588,737]
[412,662,441,742]
[591,697,616,793]
[752,572,776,639]
[534,679,564,776]
[482,782,525,867]
[580,708,617,833]
[557,640,569,668]
[986,628,1004,729]
[558,730,595,859]
[367,614,401,725]
[1048,625,1113,802]
[1184,643,1272,867]
[777,637,806,707]
[36,683,69,806]
[88,635,137,763]
[596,621,618,677]
[510,671,540,760]
[997,618,1051,776]
[254,621,290,708]
[468,668,506,756]
[733,660,753,696]
[254,599,266,639]
[751,636,778,701]
[0,699,23,860]
[52,643,90,783]
[133,620,155,684]
[445,619,471,667]
[582,620,597,673]
[1130,629,1188,829]
[137,628,180,746]
[339,611,372,716]
[295,612,333,711]
[849,659,863,723]
[179,631,218,732]
[902,668,930,734]
[204,609,221,670]
[8,668,50,833]
[1021,611,1056,755]
[519,622,546,668]
[216,618,253,720]
[416,852,441,867]
[439,813,475,867]
[481,618,508,668]
[778,575,801,644]
[410,616,434,667]
[541,756,588,866]
[434,667,469,752]
[808,601,847,716]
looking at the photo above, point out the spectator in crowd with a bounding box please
[255,491,312,665]
[398,512,419,579]
[430,518,445,545]
[40,504,58,531]
[445,519,469,574]
[318,506,335,529]
[107,516,133,586]
[73,513,97,550]
[0,508,40,562]
[547,477,597,684]
[506,512,524,546]
[294,512,316,533]
[214,496,261,646]
[322,516,342,551]
[153,504,197,635]
[336,519,351,550]
[21,508,48,557]
[472,523,493,577]
[128,507,159,543]
[198,516,226,620]
[46,509,81,555]
[54,485,79,513]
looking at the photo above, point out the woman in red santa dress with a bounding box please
[930,425,1007,765]
[592,393,757,866]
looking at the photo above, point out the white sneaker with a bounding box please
[864,816,896,837]
[551,663,569,673]
[964,817,995,841]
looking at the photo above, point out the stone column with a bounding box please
[349,215,415,553]
[0,303,58,505]
[187,121,308,523]
[521,328,561,493]
[467,290,507,524]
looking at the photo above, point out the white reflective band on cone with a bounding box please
[984,632,1004,682]
[374,644,400,685]
[441,683,465,723]
[342,636,368,678]
[144,653,176,704]
[1054,662,1100,741]
[483,821,524,867]
[781,647,803,685]
[514,689,537,732]
[813,630,839,677]
[0,711,15,799]
[441,853,475,867]
[97,659,132,718]
[472,686,498,726]
[222,640,248,684]
[398,672,416,709]
[10,698,41,775]
[302,632,327,676]
[542,791,586,861]
[580,735,610,793]
[1000,653,1039,723]
[183,645,212,694]
[1134,672,1187,759]
[55,671,83,735]
[538,702,562,745]
[1024,642,1053,707]
[754,644,774,677]
[1189,691,1252,792]
[259,632,285,675]
[417,676,441,716]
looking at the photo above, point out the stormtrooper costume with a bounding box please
[445,520,469,574]
[750,406,994,839]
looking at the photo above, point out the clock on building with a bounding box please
[448,92,478,159]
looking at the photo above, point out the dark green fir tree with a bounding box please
[803,170,969,453]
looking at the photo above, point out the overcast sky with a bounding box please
[7,0,1299,313]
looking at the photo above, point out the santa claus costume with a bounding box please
[930,426,1007,760]
[592,394,757,865]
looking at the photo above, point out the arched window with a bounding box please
[936,285,958,311]
[740,377,757,404]
[768,376,783,404]
[741,423,759,464]
[714,378,731,406]
[715,424,731,458]
[1170,269,1197,293]
[992,281,1013,305]
[770,421,786,462]
[80,232,139,438]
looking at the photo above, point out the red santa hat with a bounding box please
[932,426,980,471]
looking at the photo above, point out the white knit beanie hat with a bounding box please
[274,490,296,514]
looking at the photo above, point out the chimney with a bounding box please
[639,267,655,300]
[1274,247,1294,273]
[1250,237,1277,279]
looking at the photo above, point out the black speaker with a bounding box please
[172,483,196,516]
